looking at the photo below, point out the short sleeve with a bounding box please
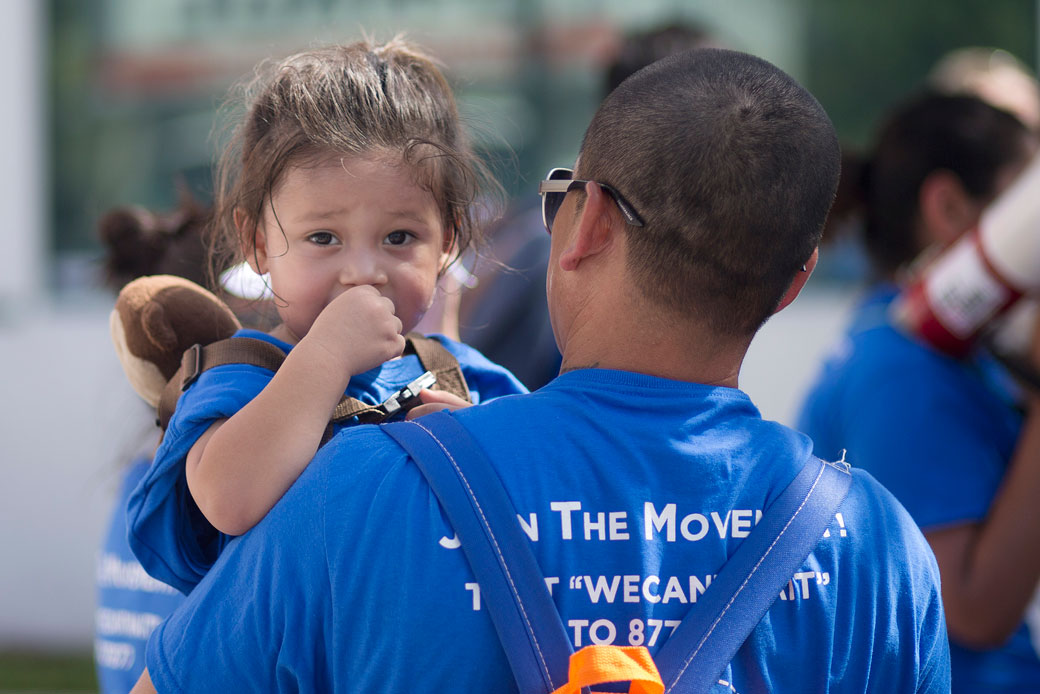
[126,362,274,594]
[917,596,953,694]
[145,445,333,692]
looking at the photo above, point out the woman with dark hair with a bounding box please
[798,92,1040,692]
[93,195,208,694]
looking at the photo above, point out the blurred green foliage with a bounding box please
[806,0,1036,148]
[0,650,96,692]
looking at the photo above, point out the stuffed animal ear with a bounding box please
[112,275,242,400]
[141,301,178,353]
[110,307,168,408]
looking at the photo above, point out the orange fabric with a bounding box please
[551,645,664,694]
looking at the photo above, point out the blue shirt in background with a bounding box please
[798,284,1038,692]
[95,458,183,694]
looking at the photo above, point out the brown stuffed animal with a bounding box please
[110,275,241,408]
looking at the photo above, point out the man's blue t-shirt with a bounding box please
[127,329,526,595]
[95,458,184,694]
[798,285,1038,692]
[146,369,949,693]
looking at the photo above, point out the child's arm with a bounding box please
[185,285,405,536]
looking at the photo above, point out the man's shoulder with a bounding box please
[821,466,948,689]
[316,424,410,468]
[310,423,441,508]
[838,466,941,571]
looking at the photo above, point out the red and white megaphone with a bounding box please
[891,153,1040,360]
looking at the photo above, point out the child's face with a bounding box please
[245,154,448,343]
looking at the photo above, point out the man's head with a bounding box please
[570,48,840,337]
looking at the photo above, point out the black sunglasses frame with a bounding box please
[537,167,645,232]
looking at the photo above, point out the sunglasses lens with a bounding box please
[543,193,563,232]
[541,169,573,233]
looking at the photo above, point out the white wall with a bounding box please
[0,0,45,308]
[1,297,150,649]
[742,284,859,425]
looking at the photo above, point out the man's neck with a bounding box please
[558,303,750,388]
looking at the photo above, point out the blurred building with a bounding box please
[43,0,811,289]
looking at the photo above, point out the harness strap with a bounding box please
[157,333,469,431]
[328,332,471,424]
[653,455,851,693]
[382,412,571,693]
[157,337,285,429]
[409,331,472,403]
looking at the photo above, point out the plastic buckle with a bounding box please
[180,343,203,391]
[378,370,437,418]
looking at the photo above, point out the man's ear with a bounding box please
[234,208,268,275]
[774,247,818,314]
[558,182,617,272]
[918,169,978,248]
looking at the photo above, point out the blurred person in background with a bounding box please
[929,45,1040,132]
[797,88,1040,691]
[93,192,212,694]
[458,21,720,390]
[95,188,277,693]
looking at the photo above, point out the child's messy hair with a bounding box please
[208,36,501,284]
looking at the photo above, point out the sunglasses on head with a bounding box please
[537,167,645,233]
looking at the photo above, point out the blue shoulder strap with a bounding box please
[382,412,851,694]
[653,450,851,693]
[382,413,572,693]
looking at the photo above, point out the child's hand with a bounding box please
[406,388,472,419]
[306,285,406,376]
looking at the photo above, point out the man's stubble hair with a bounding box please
[579,48,841,336]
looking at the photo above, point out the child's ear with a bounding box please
[234,208,268,275]
[440,224,458,267]
[443,218,459,252]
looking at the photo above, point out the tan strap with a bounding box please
[405,332,472,404]
[329,333,471,425]
[157,337,287,430]
[329,396,390,425]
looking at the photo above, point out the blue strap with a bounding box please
[654,456,851,693]
[383,412,851,694]
[382,413,572,693]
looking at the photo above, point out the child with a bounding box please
[126,38,527,595]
